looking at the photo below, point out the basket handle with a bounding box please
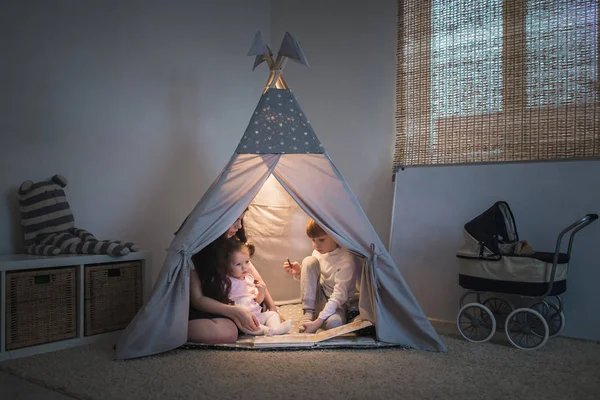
[107,269,122,278]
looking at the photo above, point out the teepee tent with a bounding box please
[115,32,446,360]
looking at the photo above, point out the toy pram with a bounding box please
[456,201,598,350]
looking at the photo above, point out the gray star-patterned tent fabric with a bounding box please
[114,88,447,361]
[236,88,323,154]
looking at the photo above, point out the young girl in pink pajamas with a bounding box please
[224,239,292,336]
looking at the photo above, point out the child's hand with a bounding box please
[300,318,324,334]
[254,280,266,294]
[283,261,301,277]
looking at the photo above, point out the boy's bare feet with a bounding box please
[298,309,314,333]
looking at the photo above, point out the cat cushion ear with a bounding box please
[19,180,33,194]
[52,174,68,188]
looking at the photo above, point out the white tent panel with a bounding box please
[244,174,311,303]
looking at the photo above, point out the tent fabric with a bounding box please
[235,88,323,154]
[272,154,446,350]
[115,151,447,360]
[115,87,447,360]
[115,153,280,360]
[278,32,310,67]
[244,174,313,303]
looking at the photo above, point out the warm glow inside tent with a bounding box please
[244,174,312,304]
[114,32,447,360]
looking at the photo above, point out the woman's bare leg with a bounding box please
[187,318,238,344]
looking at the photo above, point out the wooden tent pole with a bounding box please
[263,56,289,93]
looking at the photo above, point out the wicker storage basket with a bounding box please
[6,267,77,350]
[84,261,142,336]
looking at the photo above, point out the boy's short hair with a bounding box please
[306,218,327,238]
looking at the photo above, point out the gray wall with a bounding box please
[0,0,398,281]
[271,0,398,246]
[0,0,271,281]
[390,160,600,341]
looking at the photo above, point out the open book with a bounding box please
[253,319,373,348]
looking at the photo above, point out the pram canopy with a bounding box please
[463,201,518,257]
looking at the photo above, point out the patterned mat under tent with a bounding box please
[181,303,393,351]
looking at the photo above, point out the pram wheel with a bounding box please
[530,301,565,337]
[482,296,514,331]
[505,308,549,350]
[457,303,496,343]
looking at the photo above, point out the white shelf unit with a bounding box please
[0,250,151,361]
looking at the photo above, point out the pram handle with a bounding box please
[567,214,599,256]
[543,213,599,299]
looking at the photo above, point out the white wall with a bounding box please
[271,0,398,246]
[1,0,398,287]
[390,160,600,341]
[0,0,271,280]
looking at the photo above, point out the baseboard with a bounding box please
[0,331,122,362]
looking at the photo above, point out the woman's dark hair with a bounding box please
[191,209,253,304]
[224,210,254,255]
[233,223,247,242]
[191,238,232,305]
[232,217,255,256]
[233,208,249,242]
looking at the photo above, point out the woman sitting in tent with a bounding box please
[188,211,279,343]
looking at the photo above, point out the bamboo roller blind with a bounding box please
[395,0,599,167]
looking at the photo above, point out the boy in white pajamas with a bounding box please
[283,218,358,333]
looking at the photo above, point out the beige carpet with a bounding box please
[1,309,599,400]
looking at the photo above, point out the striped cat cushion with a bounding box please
[17,174,139,257]
[18,174,75,250]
